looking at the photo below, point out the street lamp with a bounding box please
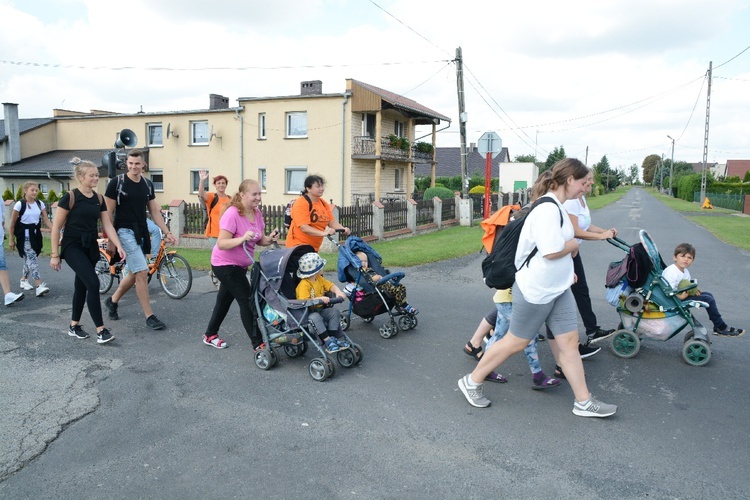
[667,135,675,194]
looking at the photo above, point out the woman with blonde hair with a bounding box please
[202,179,279,350]
[458,159,617,418]
[50,158,125,344]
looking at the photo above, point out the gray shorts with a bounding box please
[508,283,578,341]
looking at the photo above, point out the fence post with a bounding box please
[744,194,750,215]
[407,199,417,233]
[169,199,185,236]
[372,200,385,240]
[433,196,443,228]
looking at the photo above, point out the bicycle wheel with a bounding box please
[96,252,113,294]
[158,253,192,299]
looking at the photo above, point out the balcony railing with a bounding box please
[352,136,433,162]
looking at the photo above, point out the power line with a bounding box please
[367,0,452,57]
[713,42,750,70]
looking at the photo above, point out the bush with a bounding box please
[424,186,455,199]
[744,171,750,183]
[677,174,710,201]
[468,185,487,195]
[47,189,59,203]
[37,191,46,203]
[2,188,13,201]
[414,142,434,154]
[15,187,22,201]
[707,182,747,195]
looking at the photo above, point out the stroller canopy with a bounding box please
[337,236,385,283]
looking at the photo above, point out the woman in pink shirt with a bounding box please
[202,179,278,350]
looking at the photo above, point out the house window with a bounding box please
[39,183,49,195]
[362,113,376,139]
[258,113,266,139]
[394,120,405,138]
[285,167,307,193]
[258,167,267,191]
[147,123,163,146]
[191,121,209,145]
[149,169,164,191]
[395,168,404,191]
[286,112,307,138]
[191,170,208,193]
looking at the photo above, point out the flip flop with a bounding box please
[532,376,561,390]
[464,341,483,360]
[485,371,507,383]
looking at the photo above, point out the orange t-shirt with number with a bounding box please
[204,192,231,238]
[285,196,333,251]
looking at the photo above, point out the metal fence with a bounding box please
[339,200,374,238]
[383,200,408,232]
[693,192,744,211]
[416,198,434,226]
[441,197,456,221]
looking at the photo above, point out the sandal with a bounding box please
[553,365,566,380]
[532,375,561,390]
[464,341,483,360]
[203,334,227,349]
[485,371,507,383]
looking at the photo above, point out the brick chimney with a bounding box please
[2,103,21,165]
[209,94,229,110]
[301,80,323,95]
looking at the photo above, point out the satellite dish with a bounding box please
[209,125,214,142]
[166,123,171,138]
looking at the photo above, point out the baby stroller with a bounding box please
[605,230,712,366]
[336,236,418,339]
[252,243,363,381]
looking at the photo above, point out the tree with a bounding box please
[542,146,566,173]
[514,154,536,163]
[642,154,660,185]
[744,170,750,183]
[593,155,620,191]
[629,164,639,184]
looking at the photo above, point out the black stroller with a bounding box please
[336,236,418,339]
[252,244,362,381]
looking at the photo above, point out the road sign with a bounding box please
[478,131,502,158]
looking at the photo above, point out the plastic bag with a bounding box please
[605,279,632,307]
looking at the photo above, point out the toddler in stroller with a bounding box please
[253,244,362,381]
[337,236,418,338]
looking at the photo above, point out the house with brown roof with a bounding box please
[725,159,750,179]
[0,80,450,209]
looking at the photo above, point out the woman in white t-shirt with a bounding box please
[557,170,618,374]
[1,207,25,306]
[458,159,618,418]
[9,182,54,297]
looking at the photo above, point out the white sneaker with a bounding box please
[5,292,24,306]
[36,283,50,297]
[19,279,34,290]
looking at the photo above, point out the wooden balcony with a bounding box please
[352,136,433,163]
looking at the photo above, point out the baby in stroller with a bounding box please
[354,251,418,316]
[295,252,351,353]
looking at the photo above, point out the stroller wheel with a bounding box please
[254,348,276,370]
[362,316,374,323]
[611,329,641,359]
[337,348,357,368]
[682,339,711,367]
[379,321,397,339]
[283,343,304,358]
[340,315,351,332]
[350,343,363,364]
[398,315,417,331]
[308,358,330,381]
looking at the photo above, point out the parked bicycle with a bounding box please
[95,216,193,299]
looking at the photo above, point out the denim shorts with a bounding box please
[0,241,6,271]
[117,228,149,274]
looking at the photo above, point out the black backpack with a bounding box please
[283,194,314,229]
[203,193,221,229]
[481,197,563,289]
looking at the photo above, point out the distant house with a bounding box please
[725,160,750,179]
[415,144,537,192]
[0,80,450,209]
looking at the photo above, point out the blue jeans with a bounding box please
[486,302,542,375]
[689,291,726,330]
[0,239,7,271]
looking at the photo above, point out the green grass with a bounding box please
[687,215,750,251]
[650,189,734,213]
[587,185,631,210]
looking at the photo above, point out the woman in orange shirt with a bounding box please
[198,169,231,245]
[285,175,350,251]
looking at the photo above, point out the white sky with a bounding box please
[2,0,750,171]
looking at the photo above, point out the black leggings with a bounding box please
[206,264,261,348]
[63,243,104,327]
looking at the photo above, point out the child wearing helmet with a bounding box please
[296,252,349,353]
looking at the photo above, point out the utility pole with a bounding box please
[700,61,712,205]
[667,135,675,194]
[456,47,468,197]
[585,146,589,166]
[660,154,664,192]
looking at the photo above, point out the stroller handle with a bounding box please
[607,236,631,252]
[375,271,405,286]
[326,228,347,245]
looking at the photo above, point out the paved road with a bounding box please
[1,188,748,499]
